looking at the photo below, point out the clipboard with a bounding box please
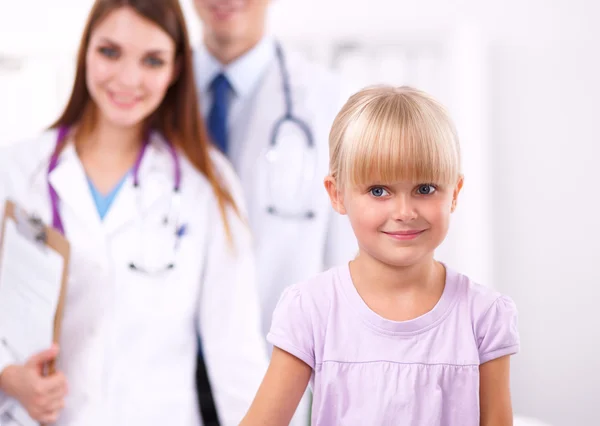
[0,199,70,425]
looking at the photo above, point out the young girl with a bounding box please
[0,1,267,425]
[240,85,520,425]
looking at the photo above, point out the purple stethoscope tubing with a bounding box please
[47,126,182,235]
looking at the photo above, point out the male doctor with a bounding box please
[191,0,357,424]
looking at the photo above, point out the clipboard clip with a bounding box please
[13,207,47,244]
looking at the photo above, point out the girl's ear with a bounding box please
[324,175,347,215]
[451,175,464,212]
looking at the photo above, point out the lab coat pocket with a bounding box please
[123,263,185,324]
[119,227,200,328]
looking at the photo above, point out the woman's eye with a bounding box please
[99,47,119,59]
[417,184,436,195]
[369,187,389,197]
[144,56,165,67]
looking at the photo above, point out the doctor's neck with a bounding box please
[76,119,144,161]
[204,31,265,65]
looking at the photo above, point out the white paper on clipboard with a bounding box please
[0,215,65,426]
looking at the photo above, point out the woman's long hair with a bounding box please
[50,0,239,237]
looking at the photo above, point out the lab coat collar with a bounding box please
[195,34,276,99]
[46,131,174,236]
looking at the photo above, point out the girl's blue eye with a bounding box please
[369,187,389,197]
[417,184,436,195]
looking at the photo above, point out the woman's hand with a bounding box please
[0,345,68,424]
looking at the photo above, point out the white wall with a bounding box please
[1,1,599,424]
[489,24,600,426]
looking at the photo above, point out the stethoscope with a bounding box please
[264,43,317,220]
[48,126,185,274]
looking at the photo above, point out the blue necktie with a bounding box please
[207,73,231,155]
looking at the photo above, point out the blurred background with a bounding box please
[0,0,598,425]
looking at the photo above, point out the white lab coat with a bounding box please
[0,129,268,426]
[211,46,359,339]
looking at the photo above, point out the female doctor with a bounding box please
[0,0,267,425]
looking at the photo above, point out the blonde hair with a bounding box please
[329,85,462,188]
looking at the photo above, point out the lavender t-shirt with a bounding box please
[267,263,519,426]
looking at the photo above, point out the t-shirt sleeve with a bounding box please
[266,285,315,369]
[476,295,520,364]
